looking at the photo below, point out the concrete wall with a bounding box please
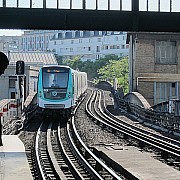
[0,65,39,101]
[0,76,9,99]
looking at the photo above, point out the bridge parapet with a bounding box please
[113,90,180,134]
[124,92,151,109]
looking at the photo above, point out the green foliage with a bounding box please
[62,54,119,80]
[98,57,129,93]
[63,56,83,70]
[54,54,64,65]
[55,54,129,93]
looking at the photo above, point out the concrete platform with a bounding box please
[0,135,32,180]
[94,145,180,180]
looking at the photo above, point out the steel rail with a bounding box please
[35,123,45,180]
[47,123,67,179]
[100,90,180,151]
[84,90,122,180]
[94,90,180,158]
[70,92,104,179]
[57,123,85,179]
[102,91,180,147]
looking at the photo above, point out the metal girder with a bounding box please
[0,8,180,32]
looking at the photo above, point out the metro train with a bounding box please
[37,65,87,117]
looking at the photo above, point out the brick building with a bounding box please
[128,33,180,106]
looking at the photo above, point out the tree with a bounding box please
[58,54,129,91]
[98,57,129,93]
[54,54,64,65]
[63,56,83,70]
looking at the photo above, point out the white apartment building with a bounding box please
[21,30,128,61]
[21,30,59,52]
[48,31,128,61]
[0,35,21,52]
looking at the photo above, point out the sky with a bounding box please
[0,29,23,36]
[0,0,179,36]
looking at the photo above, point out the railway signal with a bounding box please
[16,60,25,75]
[15,60,25,117]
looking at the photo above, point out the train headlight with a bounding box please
[39,91,42,97]
[68,91,71,98]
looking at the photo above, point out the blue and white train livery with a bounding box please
[37,65,87,116]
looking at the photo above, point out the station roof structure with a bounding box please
[4,52,58,66]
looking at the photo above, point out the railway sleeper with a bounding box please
[161,150,169,159]
[95,161,103,171]
[84,151,91,159]
[60,164,69,171]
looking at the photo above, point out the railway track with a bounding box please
[35,119,87,180]
[33,93,121,179]
[13,86,180,180]
[86,89,180,168]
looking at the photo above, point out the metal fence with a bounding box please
[113,91,180,134]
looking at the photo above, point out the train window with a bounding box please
[71,74,74,94]
[42,67,69,89]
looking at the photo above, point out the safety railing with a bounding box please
[113,91,180,134]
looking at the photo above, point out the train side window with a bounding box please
[72,74,74,94]
[77,74,79,95]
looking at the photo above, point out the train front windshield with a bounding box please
[42,67,69,100]
[42,67,69,89]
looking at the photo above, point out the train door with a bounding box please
[72,73,75,106]
[73,72,77,102]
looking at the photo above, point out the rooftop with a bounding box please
[4,52,57,66]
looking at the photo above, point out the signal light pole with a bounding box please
[15,61,25,118]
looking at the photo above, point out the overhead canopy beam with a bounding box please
[0,8,179,32]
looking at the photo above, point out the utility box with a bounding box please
[168,99,176,114]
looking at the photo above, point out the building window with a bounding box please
[11,92,15,99]
[96,54,100,59]
[155,41,177,64]
[97,38,101,42]
[96,46,100,52]
[121,45,125,49]
[94,31,99,36]
[79,39,82,43]
[54,41,56,45]
[88,47,91,51]
[71,40,74,44]
[9,77,16,88]
[70,48,73,52]
[154,82,178,104]
[115,36,118,41]
[58,33,62,39]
